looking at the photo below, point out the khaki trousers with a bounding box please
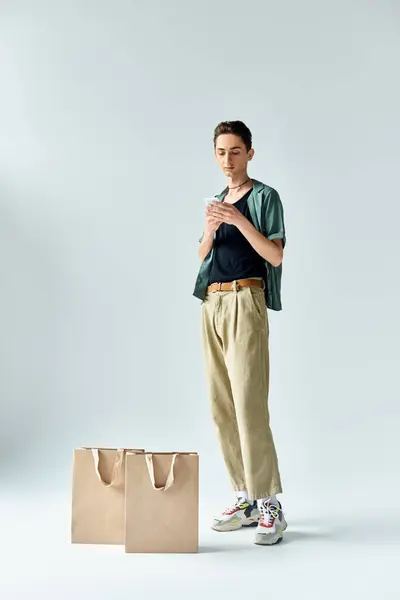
[201,284,282,501]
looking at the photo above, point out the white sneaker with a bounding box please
[254,499,287,545]
[212,497,260,532]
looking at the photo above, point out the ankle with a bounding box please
[257,495,278,509]
[235,490,249,501]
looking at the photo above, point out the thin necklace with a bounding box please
[228,178,250,190]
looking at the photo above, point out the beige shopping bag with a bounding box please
[71,447,144,544]
[125,452,199,554]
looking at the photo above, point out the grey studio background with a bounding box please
[0,1,399,599]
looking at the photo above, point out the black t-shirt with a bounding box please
[208,189,268,286]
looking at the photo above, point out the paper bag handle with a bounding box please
[91,448,125,487]
[145,453,178,491]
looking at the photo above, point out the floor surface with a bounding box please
[1,491,398,600]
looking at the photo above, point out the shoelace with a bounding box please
[259,502,284,527]
[222,497,248,515]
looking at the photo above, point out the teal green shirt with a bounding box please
[193,179,286,311]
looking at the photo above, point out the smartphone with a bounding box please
[204,197,218,206]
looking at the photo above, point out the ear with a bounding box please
[248,148,255,161]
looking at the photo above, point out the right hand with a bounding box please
[205,205,223,235]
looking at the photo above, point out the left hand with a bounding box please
[207,201,245,227]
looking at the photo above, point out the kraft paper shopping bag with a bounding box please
[71,447,143,544]
[124,452,199,553]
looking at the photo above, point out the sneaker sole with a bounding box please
[211,518,260,532]
[254,534,284,546]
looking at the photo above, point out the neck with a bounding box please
[227,172,250,189]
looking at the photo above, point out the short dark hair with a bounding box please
[213,120,252,152]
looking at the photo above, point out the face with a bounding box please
[214,134,254,178]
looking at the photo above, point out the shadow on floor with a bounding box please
[199,516,400,552]
[285,516,400,544]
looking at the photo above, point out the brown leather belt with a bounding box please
[207,278,264,293]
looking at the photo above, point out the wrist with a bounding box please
[235,214,248,231]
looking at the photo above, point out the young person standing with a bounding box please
[193,121,287,546]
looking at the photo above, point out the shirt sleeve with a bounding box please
[264,188,286,248]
